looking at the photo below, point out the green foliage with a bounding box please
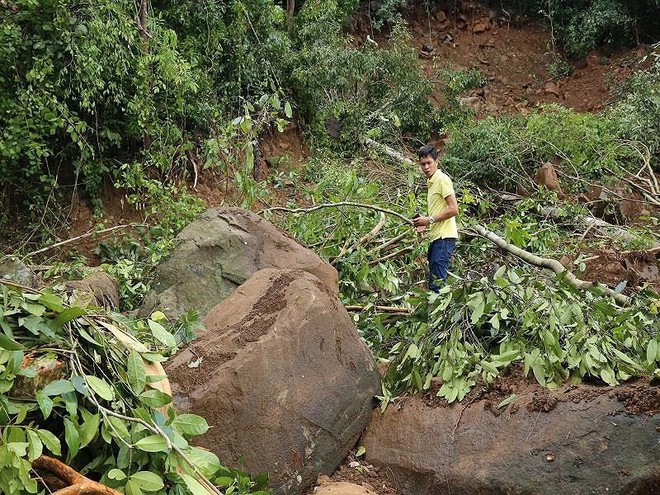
[549,0,635,58]
[289,1,435,149]
[608,43,660,164]
[545,53,572,79]
[442,104,638,191]
[0,1,200,215]
[0,0,293,242]
[438,68,487,99]
[370,0,408,29]
[502,0,659,58]
[96,233,175,311]
[374,266,659,403]
[0,280,269,494]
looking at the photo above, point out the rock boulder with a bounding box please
[360,380,659,494]
[166,268,380,495]
[140,207,338,319]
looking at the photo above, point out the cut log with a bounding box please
[32,456,122,495]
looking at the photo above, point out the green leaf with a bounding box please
[647,339,658,364]
[35,391,54,419]
[64,418,80,460]
[148,320,176,348]
[107,416,131,441]
[38,291,65,312]
[125,479,144,495]
[0,333,24,351]
[41,379,75,396]
[600,367,618,386]
[108,468,127,481]
[135,435,169,452]
[130,471,164,492]
[54,307,86,326]
[180,474,210,495]
[172,414,209,436]
[181,447,221,478]
[141,352,167,363]
[139,389,172,408]
[37,429,61,456]
[26,429,43,461]
[497,394,517,409]
[284,101,293,118]
[127,350,147,394]
[85,375,114,401]
[79,413,100,448]
[355,445,366,457]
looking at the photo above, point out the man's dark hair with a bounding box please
[417,145,438,160]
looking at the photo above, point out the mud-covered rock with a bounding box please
[360,381,659,495]
[166,268,380,495]
[140,207,338,319]
[65,271,119,309]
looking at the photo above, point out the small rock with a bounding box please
[544,81,560,97]
[436,10,447,22]
[458,96,482,112]
[473,21,489,34]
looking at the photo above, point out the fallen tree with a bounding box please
[469,224,630,305]
[0,278,224,495]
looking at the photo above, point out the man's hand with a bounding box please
[413,215,430,233]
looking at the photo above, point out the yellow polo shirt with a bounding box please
[428,170,458,241]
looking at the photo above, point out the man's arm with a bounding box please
[414,194,458,227]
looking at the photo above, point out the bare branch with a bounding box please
[470,224,630,305]
[26,224,147,258]
[261,202,413,225]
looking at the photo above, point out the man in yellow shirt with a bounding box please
[412,145,459,291]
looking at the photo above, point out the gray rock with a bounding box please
[140,207,338,319]
[0,257,37,287]
[361,382,659,494]
[166,268,380,495]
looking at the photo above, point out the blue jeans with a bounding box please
[428,238,457,291]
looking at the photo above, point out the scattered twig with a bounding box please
[369,245,415,265]
[470,224,630,305]
[26,224,147,257]
[345,305,411,314]
[332,212,387,265]
[371,232,409,253]
[261,202,412,225]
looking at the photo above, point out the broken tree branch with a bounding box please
[470,224,630,305]
[369,245,415,265]
[332,212,387,265]
[32,455,122,495]
[26,224,147,257]
[364,137,416,166]
[345,304,411,314]
[262,202,412,225]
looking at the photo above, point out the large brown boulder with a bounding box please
[360,380,659,494]
[166,268,380,495]
[140,207,338,319]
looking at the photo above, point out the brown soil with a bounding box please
[581,248,660,293]
[305,461,398,495]
[361,2,644,119]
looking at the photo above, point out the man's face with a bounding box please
[419,155,438,179]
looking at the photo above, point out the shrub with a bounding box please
[288,1,435,150]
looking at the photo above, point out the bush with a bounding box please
[288,1,435,150]
[442,105,635,191]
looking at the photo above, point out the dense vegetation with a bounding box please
[1,0,659,493]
